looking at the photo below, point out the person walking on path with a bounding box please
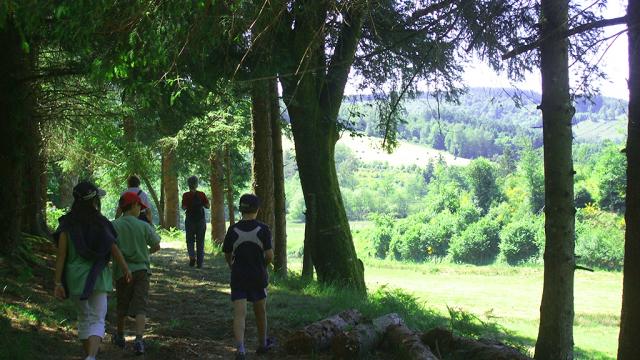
[111,192,161,355]
[115,175,153,224]
[53,181,132,360]
[223,194,274,360]
[181,176,209,268]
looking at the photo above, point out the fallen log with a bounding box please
[285,309,364,354]
[331,313,404,359]
[385,323,439,360]
[421,327,532,360]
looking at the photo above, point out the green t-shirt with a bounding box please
[111,215,161,280]
[64,234,113,296]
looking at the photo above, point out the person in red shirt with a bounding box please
[181,176,210,268]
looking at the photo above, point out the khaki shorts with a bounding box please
[116,270,149,317]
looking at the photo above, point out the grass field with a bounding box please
[285,221,622,359]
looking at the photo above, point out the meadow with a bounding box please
[284,221,623,359]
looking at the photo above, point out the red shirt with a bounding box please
[181,191,209,210]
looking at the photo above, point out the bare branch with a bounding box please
[502,15,628,60]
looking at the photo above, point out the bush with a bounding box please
[45,202,66,232]
[388,212,432,262]
[499,218,543,265]
[448,216,501,265]
[366,213,396,258]
[575,204,624,270]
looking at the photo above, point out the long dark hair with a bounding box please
[67,196,103,225]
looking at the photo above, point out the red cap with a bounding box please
[119,192,148,210]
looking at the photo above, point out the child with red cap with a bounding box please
[111,191,161,355]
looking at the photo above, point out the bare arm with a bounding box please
[145,208,153,223]
[224,252,233,268]
[54,233,68,299]
[203,193,210,209]
[264,249,274,266]
[149,243,161,254]
[111,244,132,282]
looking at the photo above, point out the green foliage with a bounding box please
[449,215,502,265]
[574,183,595,209]
[499,217,543,265]
[45,202,66,232]
[518,146,544,213]
[366,213,396,258]
[593,144,626,213]
[466,158,502,214]
[575,204,625,271]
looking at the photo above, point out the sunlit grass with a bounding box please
[155,220,621,359]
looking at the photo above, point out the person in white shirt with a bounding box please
[114,175,153,224]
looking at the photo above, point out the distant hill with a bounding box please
[339,87,628,159]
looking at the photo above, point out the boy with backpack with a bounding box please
[181,176,210,268]
[111,192,161,355]
[223,194,274,360]
[115,175,153,224]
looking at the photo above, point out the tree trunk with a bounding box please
[285,309,363,355]
[279,4,366,292]
[270,78,287,275]
[534,0,576,359]
[302,193,316,280]
[0,19,31,254]
[159,153,166,228]
[57,170,77,209]
[21,114,49,237]
[421,327,532,360]
[331,313,403,359]
[284,96,365,291]
[210,150,226,245]
[161,141,179,229]
[224,147,235,226]
[618,1,640,358]
[384,323,438,360]
[140,173,161,223]
[251,80,276,234]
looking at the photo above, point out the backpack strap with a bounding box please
[136,189,146,212]
[232,227,263,256]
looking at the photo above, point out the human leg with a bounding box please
[195,219,206,267]
[76,293,107,357]
[253,298,267,348]
[185,220,196,266]
[232,298,247,354]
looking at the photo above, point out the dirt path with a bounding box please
[92,244,327,360]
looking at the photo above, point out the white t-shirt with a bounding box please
[121,187,151,212]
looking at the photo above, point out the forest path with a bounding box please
[78,244,326,360]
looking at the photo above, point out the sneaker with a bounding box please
[256,337,275,354]
[112,333,125,349]
[234,351,246,360]
[133,339,145,355]
[189,258,196,267]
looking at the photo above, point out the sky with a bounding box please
[463,0,629,100]
[346,0,630,101]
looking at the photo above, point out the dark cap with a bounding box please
[119,192,148,210]
[73,181,106,201]
[239,194,260,213]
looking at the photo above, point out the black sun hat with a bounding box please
[72,181,106,201]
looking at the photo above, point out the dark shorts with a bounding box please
[231,288,267,302]
[116,270,149,317]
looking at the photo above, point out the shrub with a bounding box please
[366,213,396,258]
[575,204,624,270]
[448,216,501,265]
[388,216,431,262]
[499,218,543,265]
